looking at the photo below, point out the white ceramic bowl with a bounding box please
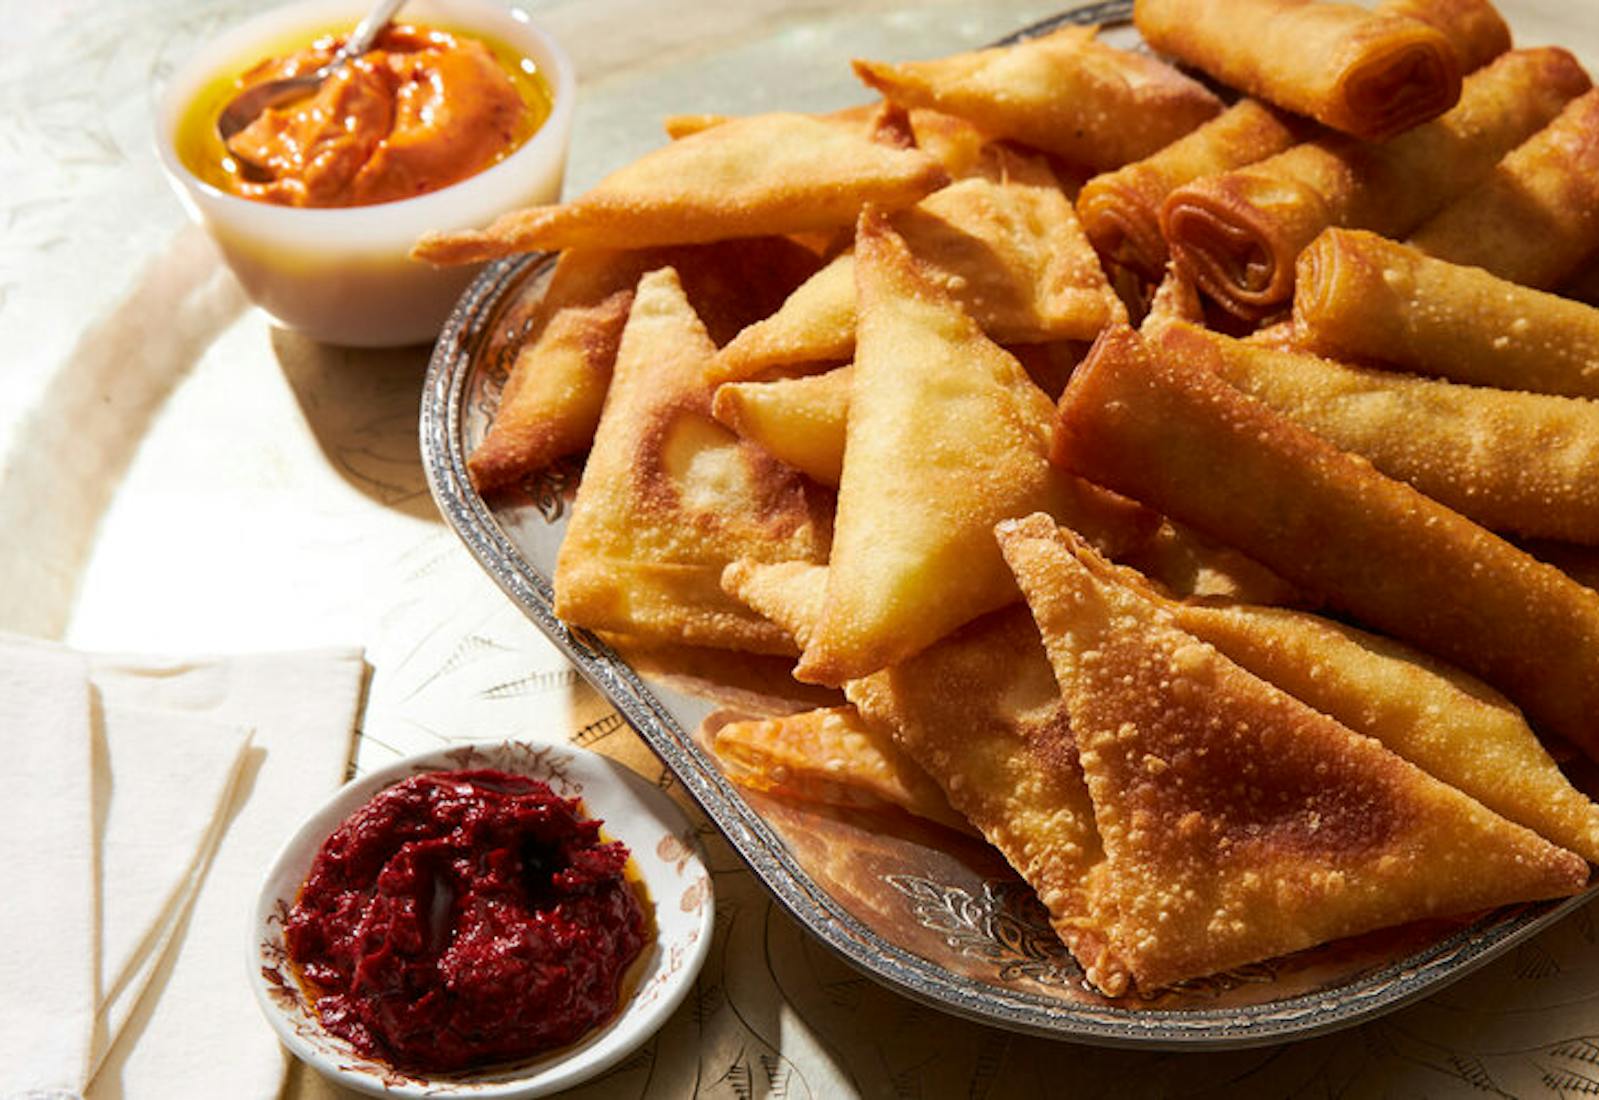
[155,0,575,347]
[251,740,713,1099]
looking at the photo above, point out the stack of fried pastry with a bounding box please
[415,0,1599,996]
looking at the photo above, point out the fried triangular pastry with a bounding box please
[845,606,1121,988]
[718,557,1121,984]
[1174,602,1599,864]
[853,27,1221,171]
[553,267,832,653]
[414,112,949,262]
[793,211,1148,684]
[711,366,853,487]
[998,513,1589,994]
[719,559,828,652]
[710,705,971,833]
[471,237,818,491]
[714,147,1123,381]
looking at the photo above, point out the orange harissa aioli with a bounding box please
[223,25,529,207]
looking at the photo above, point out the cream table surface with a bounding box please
[4,1,1599,1097]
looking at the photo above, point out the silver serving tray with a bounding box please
[419,1,1596,1048]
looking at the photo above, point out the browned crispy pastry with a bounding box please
[1160,48,1589,319]
[1409,89,1599,288]
[793,212,1150,685]
[1078,100,1307,283]
[710,706,972,832]
[844,605,1119,988]
[712,366,852,487]
[1175,602,1599,863]
[1380,0,1511,72]
[1119,518,1312,607]
[1079,0,1508,280]
[663,102,882,141]
[1294,229,1599,398]
[713,146,1124,382]
[852,27,1222,172]
[552,267,832,653]
[999,513,1588,994]
[1134,0,1461,141]
[470,237,819,492]
[1149,318,1599,544]
[1140,263,1206,331]
[413,111,949,261]
[720,559,829,651]
[905,108,991,177]
[1052,323,1599,760]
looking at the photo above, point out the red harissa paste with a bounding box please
[284,769,647,1071]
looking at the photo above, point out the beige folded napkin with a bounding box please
[0,636,365,1100]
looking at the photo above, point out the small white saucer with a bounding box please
[250,739,713,1098]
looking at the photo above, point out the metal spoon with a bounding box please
[217,0,409,141]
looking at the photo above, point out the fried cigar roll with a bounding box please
[709,706,972,833]
[1052,325,1599,761]
[1409,90,1599,289]
[1294,228,1599,399]
[852,27,1221,173]
[1077,100,1307,283]
[414,111,948,261]
[1160,48,1589,320]
[998,514,1588,995]
[1149,319,1599,544]
[1081,0,1507,284]
[1379,0,1511,73]
[1133,0,1461,142]
[1174,602,1599,864]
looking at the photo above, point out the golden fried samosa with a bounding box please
[471,238,819,492]
[714,146,1122,382]
[710,706,971,832]
[719,558,829,651]
[718,556,1121,982]
[413,112,948,262]
[1175,602,1599,864]
[845,606,1120,988]
[553,267,832,653]
[999,513,1589,994]
[794,211,1148,684]
[853,27,1221,171]
[712,366,853,486]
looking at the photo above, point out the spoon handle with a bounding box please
[338,0,410,62]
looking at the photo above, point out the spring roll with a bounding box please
[1077,100,1306,283]
[852,27,1222,172]
[1160,48,1589,320]
[1380,0,1511,73]
[1133,0,1461,142]
[1148,319,1599,544]
[1294,228,1599,399]
[1052,324,1599,761]
[1408,89,1599,289]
